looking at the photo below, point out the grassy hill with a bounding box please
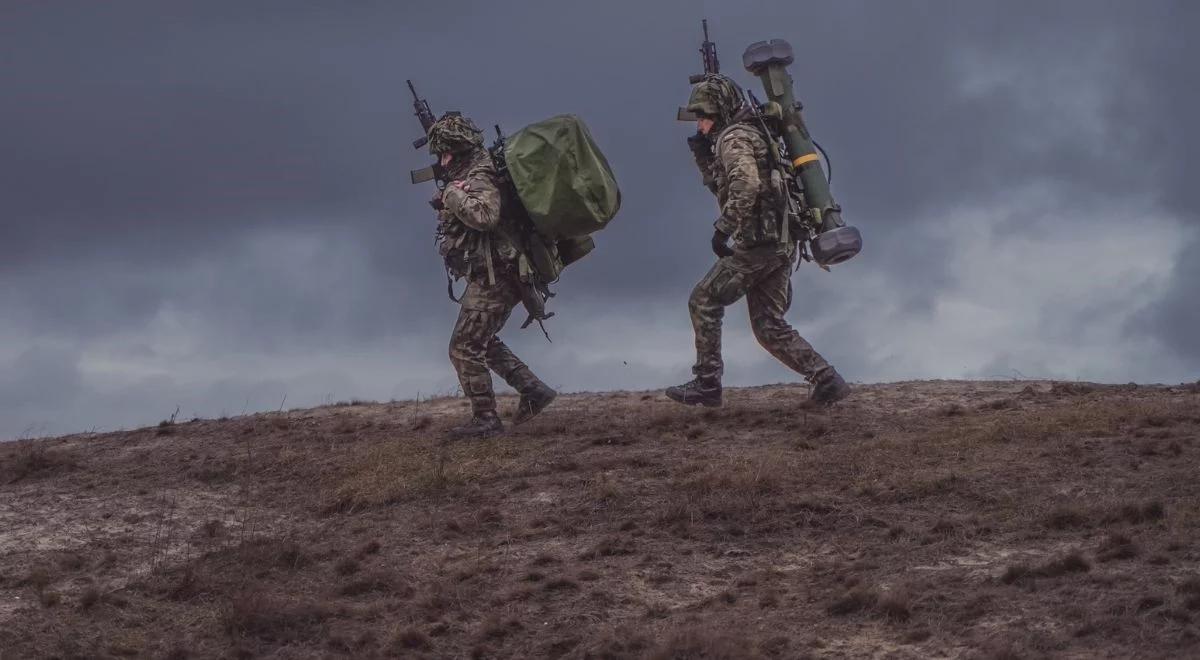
[2,380,1199,659]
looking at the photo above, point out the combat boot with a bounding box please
[448,411,504,440]
[512,383,557,426]
[665,378,723,407]
[808,368,851,406]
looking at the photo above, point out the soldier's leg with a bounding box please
[668,257,753,406]
[486,336,558,425]
[689,258,752,382]
[448,306,508,417]
[746,265,850,404]
[746,264,829,378]
[447,281,521,436]
[485,340,542,395]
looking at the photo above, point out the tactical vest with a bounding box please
[712,123,785,248]
[436,154,520,284]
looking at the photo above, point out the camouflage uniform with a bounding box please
[429,116,554,431]
[671,76,846,405]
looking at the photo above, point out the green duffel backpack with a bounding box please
[503,114,621,240]
[494,114,620,286]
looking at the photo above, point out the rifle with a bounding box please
[407,80,447,193]
[408,80,436,148]
[680,20,721,166]
[688,19,720,84]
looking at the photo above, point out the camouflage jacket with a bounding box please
[435,149,521,283]
[696,123,783,249]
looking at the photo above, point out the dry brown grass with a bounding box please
[328,436,525,509]
[1096,533,1140,562]
[658,456,786,525]
[965,397,1198,445]
[222,590,332,642]
[827,587,879,616]
[3,381,1198,659]
[645,627,768,660]
[1002,551,1091,584]
[2,440,78,483]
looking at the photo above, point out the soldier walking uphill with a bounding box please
[427,116,557,439]
[667,76,850,408]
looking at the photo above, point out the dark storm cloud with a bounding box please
[2,0,1197,438]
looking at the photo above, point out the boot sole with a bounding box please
[807,384,851,407]
[665,391,723,408]
[447,426,505,441]
[513,390,558,426]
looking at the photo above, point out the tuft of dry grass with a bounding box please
[338,571,411,598]
[824,585,912,622]
[222,590,331,642]
[644,627,767,660]
[233,538,310,571]
[392,627,431,651]
[329,440,510,510]
[1040,499,1166,531]
[353,540,381,560]
[1044,504,1089,530]
[938,403,967,417]
[1097,533,1140,562]
[1109,500,1165,525]
[1002,552,1091,584]
[581,473,627,512]
[2,441,78,483]
[1177,576,1200,595]
[658,457,786,525]
[579,537,635,560]
[827,587,879,616]
[78,585,102,610]
[877,588,912,621]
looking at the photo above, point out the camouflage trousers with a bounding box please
[689,246,831,384]
[449,278,546,415]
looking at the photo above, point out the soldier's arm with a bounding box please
[716,131,762,235]
[441,171,502,232]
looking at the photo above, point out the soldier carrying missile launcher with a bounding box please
[666,26,856,408]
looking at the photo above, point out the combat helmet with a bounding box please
[427,113,484,155]
[686,74,745,126]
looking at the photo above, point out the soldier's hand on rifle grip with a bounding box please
[429,192,445,211]
[711,229,734,259]
[687,131,710,158]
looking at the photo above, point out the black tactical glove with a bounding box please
[686,131,711,160]
[711,229,734,258]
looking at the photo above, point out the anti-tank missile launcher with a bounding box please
[742,39,862,266]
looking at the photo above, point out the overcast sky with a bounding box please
[2,0,1197,439]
